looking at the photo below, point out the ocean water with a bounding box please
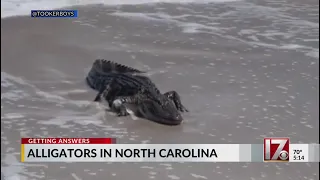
[1,0,239,17]
[1,0,319,179]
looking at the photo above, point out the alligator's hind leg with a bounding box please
[93,86,109,102]
[93,78,121,107]
[164,91,188,112]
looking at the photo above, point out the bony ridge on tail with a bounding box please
[86,59,188,126]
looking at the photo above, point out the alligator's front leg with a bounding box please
[111,95,142,116]
[164,91,188,112]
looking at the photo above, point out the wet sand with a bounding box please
[1,1,319,180]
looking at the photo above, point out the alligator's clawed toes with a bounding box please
[117,111,129,117]
[179,103,189,112]
[109,98,128,116]
[174,104,188,112]
[179,106,189,113]
[112,104,129,117]
[114,105,128,116]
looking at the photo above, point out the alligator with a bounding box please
[86,59,188,125]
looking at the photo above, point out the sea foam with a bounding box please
[1,0,239,18]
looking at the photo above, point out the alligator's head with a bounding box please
[137,97,183,126]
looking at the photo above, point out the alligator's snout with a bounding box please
[152,113,183,126]
[173,114,183,122]
[166,114,183,125]
[138,100,183,126]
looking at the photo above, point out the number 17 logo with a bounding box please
[264,137,290,162]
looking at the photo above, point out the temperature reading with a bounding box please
[293,149,305,161]
[293,149,302,154]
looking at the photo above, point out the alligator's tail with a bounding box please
[86,59,145,91]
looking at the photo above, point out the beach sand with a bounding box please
[1,1,319,180]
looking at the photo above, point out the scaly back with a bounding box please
[93,59,146,74]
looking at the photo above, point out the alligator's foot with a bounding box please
[164,91,188,112]
[111,99,129,116]
[111,95,142,116]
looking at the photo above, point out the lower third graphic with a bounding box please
[264,137,290,162]
[31,10,78,18]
